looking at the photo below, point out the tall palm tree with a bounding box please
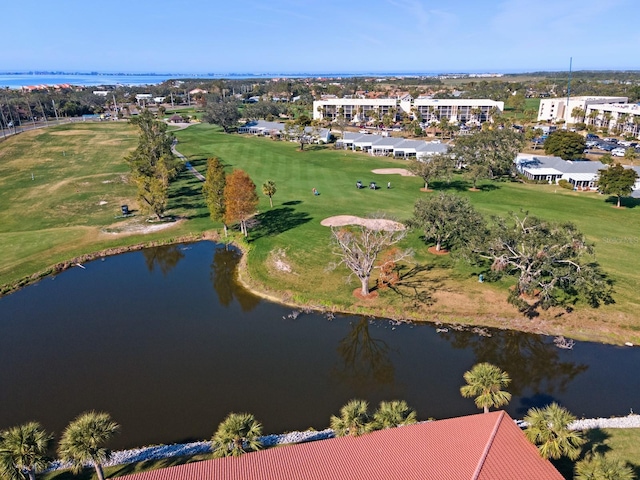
[330,399,371,437]
[460,362,512,413]
[370,400,418,431]
[57,411,120,480]
[0,422,52,480]
[523,403,584,460]
[211,412,263,458]
[575,453,636,480]
[261,180,277,208]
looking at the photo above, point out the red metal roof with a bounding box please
[119,411,563,480]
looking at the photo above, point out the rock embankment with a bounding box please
[48,416,640,472]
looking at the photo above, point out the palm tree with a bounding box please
[261,180,277,208]
[211,412,263,458]
[370,400,418,431]
[330,399,371,437]
[571,107,586,124]
[0,422,52,480]
[57,411,120,480]
[460,362,512,413]
[523,403,584,460]
[575,453,636,480]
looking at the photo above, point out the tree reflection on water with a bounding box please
[332,317,395,389]
[440,328,588,408]
[209,245,260,312]
[142,244,185,276]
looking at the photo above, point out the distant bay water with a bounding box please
[0,71,509,89]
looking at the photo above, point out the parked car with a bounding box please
[612,148,626,157]
[603,137,618,143]
[586,133,600,140]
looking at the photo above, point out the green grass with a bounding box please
[174,124,640,343]
[0,122,212,289]
[2,122,640,343]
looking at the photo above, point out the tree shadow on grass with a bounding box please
[248,207,312,241]
[386,263,440,308]
[604,195,640,208]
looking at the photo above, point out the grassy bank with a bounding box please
[174,124,640,344]
[1,122,640,343]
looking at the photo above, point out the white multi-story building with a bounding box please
[584,103,640,137]
[313,98,504,125]
[537,96,628,124]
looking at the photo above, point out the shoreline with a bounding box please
[46,414,640,473]
[2,233,637,346]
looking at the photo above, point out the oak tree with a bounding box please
[409,192,485,252]
[473,212,613,314]
[203,98,240,132]
[408,153,454,191]
[597,163,638,208]
[544,130,586,160]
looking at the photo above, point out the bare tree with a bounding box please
[330,220,409,296]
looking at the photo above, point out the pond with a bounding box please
[0,241,638,450]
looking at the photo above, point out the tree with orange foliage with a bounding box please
[223,170,259,237]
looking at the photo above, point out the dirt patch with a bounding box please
[321,215,405,231]
[371,168,415,176]
[102,218,184,236]
[419,188,434,192]
[428,246,449,255]
[353,288,379,300]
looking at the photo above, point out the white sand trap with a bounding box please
[371,168,415,176]
[102,218,183,235]
[321,215,405,231]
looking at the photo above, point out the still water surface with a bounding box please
[0,241,638,449]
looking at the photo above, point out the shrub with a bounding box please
[558,179,573,190]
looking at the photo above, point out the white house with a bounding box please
[515,154,607,190]
[337,132,448,160]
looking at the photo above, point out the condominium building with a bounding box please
[313,98,504,124]
[584,102,640,137]
[537,96,628,124]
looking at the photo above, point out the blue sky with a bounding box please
[3,0,639,74]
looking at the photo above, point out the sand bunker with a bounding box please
[371,168,415,176]
[321,215,405,231]
[102,218,183,236]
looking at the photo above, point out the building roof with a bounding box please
[118,411,562,480]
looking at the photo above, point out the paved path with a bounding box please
[170,127,205,182]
